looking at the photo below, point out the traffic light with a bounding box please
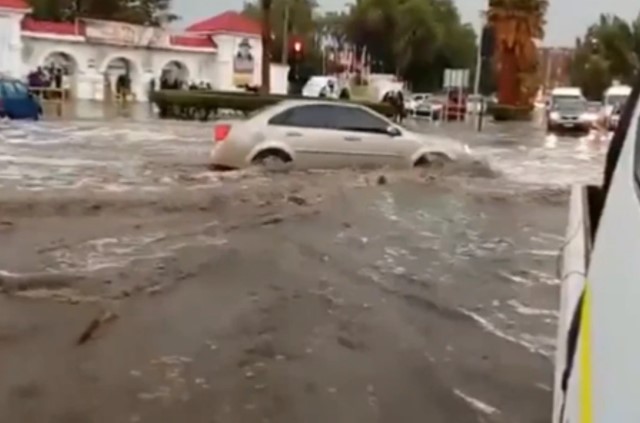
[293,41,302,53]
[480,25,494,59]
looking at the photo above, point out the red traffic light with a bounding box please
[293,41,302,52]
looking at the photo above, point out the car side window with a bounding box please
[2,82,18,98]
[12,82,29,97]
[268,105,331,128]
[328,106,390,134]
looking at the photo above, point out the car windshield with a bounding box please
[606,94,628,107]
[553,99,587,112]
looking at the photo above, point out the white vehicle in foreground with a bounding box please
[209,99,468,170]
[553,78,639,421]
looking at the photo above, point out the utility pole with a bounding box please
[261,0,272,94]
[281,2,290,65]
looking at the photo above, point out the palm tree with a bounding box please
[487,0,548,107]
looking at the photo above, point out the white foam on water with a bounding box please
[507,299,558,317]
[525,249,558,257]
[453,389,500,415]
[0,154,107,167]
[49,228,227,273]
[497,270,532,286]
[459,308,551,357]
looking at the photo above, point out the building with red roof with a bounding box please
[0,9,287,101]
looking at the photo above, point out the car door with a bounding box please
[266,104,353,168]
[1,81,32,119]
[12,81,39,119]
[326,105,413,168]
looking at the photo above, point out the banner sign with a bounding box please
[83,19,167,47]
[232,38,255,86]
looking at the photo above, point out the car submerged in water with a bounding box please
[553,73,640,421]
[546,98,596,133]
[209,99,468,170]
[0,77,42,120]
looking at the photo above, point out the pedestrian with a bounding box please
[395,91,405,124]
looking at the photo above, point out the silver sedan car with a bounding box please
[210,99,468,170]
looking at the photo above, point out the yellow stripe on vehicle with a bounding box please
[579,285,593,423]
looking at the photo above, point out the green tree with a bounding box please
[343,0,477,91]
[570,13,640,97]
[27,0,178,25]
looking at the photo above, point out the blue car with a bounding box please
[0,78,42,120]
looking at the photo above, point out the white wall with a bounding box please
[270,63,289,95]
[0,9,26,78]
[211,33,264,90]
[22,35,218,101]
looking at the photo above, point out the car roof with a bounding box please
[551,87,582,95]
[605,85,632,95]
[253,99,388,122]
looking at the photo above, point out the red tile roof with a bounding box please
[21,18,84,35]
[0,0,29,9]
[169,35,217,49]
[186,11,261,35]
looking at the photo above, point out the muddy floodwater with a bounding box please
[0,116,606,422]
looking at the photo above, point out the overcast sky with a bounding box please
[172,0,639,47]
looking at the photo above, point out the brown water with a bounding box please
[0,114,605,422]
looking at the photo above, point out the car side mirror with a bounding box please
[386,126,401,137]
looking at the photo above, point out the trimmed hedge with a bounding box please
[489,103,534,121]
[150,89,394,120]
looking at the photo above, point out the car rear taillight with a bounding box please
[214,124,231,142]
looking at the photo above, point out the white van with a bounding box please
[552,79,640,421]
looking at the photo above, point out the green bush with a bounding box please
[489,104,533,121]
[150,90,393,120]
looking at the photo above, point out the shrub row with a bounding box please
[150,90,395,121]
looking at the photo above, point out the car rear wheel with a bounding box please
[251,149,293,172]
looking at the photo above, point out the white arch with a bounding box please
[37,48,80,72]
[159,59,191,81]
[99,53,141,75]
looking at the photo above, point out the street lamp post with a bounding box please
[261,0,272,94]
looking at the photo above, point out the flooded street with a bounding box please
[0,114,606,422]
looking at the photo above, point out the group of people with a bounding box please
[27,66,66,94]
[382,90,406,123]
